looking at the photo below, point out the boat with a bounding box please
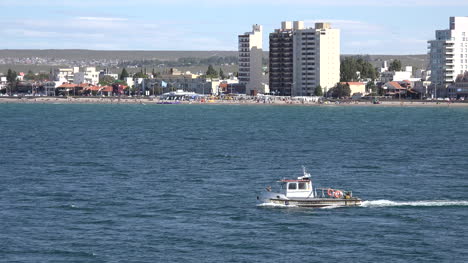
[257,167,362,207]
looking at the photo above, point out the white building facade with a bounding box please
[270,21,340,96]
[238,24,263,95]
[292,22,340,96]
[428,16,468,97]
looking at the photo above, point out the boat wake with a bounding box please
[257,202,298,208]
[362,200,468,208]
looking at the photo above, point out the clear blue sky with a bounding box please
[0,0,466,54]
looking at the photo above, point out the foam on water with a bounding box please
[257,202,298,208]
[362,200,468,208]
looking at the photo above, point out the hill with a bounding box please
[0,49,428,74]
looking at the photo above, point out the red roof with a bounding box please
[57,83,77,88]
[85,85,101,91]
[100,86,113,92]
[387,81,406,90]
[77,83,90,88]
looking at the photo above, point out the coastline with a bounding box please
[0,97,466,107]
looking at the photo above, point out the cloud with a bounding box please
[0,15,234,50]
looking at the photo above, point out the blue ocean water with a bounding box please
[0,104,467,262]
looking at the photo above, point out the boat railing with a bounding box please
[315,187,353,199]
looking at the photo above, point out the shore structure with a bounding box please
[428,16,468,98]
[238,24,264,96]
[269,21,340,97]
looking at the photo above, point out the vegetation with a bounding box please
[120,68,129,80]
[329,83,351,98]
[118,56,238,68]
[23,70,49,81]
[366,82,377,95]
[314,85,323,96]
[340,56,378,82]
[133,69,148,79]
[99,75,116,86]
[6,69,17,83]
[389,59,402,71]
[206,65,218,79]
[219,68,225,80]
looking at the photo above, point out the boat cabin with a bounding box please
[279,179,314,198]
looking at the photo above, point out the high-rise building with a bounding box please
[428,17,468,97]
[238,24,263,95]
[269,22,294,96]
[269,21,340,96]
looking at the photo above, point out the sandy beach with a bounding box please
[0,96,467,107]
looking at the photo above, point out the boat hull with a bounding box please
[266,197,362,207]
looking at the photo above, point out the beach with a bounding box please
[0,96,466,107]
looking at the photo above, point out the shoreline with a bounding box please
[0,97,466,107]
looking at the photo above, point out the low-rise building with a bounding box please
[382,81,419,99]
[448,72,468,98]
[54,67,79,83]
[340,82,366,96]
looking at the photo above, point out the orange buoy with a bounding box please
[327,188,334,196]
[334,190,343,198]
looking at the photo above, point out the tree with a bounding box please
[24,70,35,80]
[389,59,402,71]
[340,56,378,81]
[6,69,17,83]
[133,71,148,79]
[120,68,129,80]
[206,65,218,78]
[6,69,18,95]
[340,57,358,82]
[330,83,351,98]
[314,85,323,96]
[219,68,225,79]
[99,75,116,86]
[366,82,377,95]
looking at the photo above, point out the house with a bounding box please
[383,81,419,99]
[56,83,89,96]
[339,82,366,96]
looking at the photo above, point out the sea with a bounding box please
[0,103,467,262]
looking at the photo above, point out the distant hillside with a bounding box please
[0,50,239,61]
[0,50,428,74]
[342,54,429,70]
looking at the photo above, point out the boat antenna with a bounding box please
[299,166,311,180]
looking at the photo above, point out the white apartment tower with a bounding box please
[238,24,263,95]
[270,21,340,96]
[428,17,468,96]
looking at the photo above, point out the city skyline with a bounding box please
[0,0,467,54]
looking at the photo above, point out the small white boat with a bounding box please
[257,167,362,207]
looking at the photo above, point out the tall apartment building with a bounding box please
[238,24,263,95]
[269,21,340,96]
[428,17,468,96]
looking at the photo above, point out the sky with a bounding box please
[0,0,467,54]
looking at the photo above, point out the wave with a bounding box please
[361,200,468,208]
[256,202,298,208]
